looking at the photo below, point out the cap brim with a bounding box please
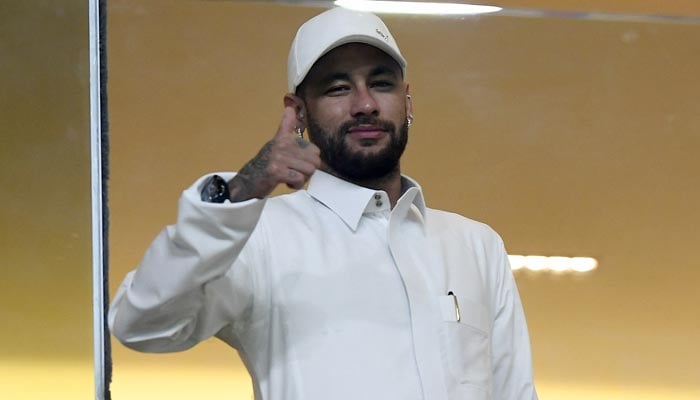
[291,35,407,93]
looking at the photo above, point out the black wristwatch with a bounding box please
[200,174,230,203]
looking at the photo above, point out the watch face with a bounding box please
[201,175,229,203]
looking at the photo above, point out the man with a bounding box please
[109,7,538,400]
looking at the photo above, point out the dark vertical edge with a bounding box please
[99,0,112,398]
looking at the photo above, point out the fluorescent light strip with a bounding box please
[334,0,502,15]
[508,255,598,273]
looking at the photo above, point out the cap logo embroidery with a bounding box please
[375,28,389,41]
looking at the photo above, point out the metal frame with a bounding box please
[89,0,105,398]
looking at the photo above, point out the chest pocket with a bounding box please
[439,294,492,394]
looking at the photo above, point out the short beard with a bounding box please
[307,115,408,183]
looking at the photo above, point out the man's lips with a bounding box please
[347,125,387,139]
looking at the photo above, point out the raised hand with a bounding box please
[227,106,321,202]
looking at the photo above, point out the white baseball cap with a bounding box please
[287,7,407,93]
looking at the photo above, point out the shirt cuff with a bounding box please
[180,172,267,231]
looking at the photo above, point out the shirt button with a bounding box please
[374,194,381,200]
[376,200,383,207]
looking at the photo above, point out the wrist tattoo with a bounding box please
[228,141,274,202]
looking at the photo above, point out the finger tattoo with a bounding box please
[296,137,309,149]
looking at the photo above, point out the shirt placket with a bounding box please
[388,191,449,400]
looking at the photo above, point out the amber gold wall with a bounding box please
[0,1,93,399]
[108,1,700,399]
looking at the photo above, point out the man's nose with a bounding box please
[350,86,379,117]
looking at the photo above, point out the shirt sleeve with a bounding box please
[490,238,539,400]
[108,172,266,353]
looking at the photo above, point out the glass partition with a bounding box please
[0,1,95,399]
[107,1,700,399]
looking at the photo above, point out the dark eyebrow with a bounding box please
[317,65,400,88]
[369,65,399,78]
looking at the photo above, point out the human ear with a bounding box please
[283,93,308,130]
[405,84,414,122]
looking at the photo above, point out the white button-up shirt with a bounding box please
[109,171,538,400]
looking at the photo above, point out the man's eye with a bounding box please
[325,85,349,95]
[371,80,394,89]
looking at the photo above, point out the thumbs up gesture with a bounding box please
[226,103,321,202]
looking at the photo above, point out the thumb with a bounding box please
[275,105,298,139]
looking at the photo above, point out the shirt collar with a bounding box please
[306,170,427,232]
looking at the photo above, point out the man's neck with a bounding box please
[321,164,403,208]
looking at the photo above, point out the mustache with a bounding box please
[339,117,396,135]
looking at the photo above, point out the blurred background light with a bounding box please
[508,255,599,273]
[334,0,502,15]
